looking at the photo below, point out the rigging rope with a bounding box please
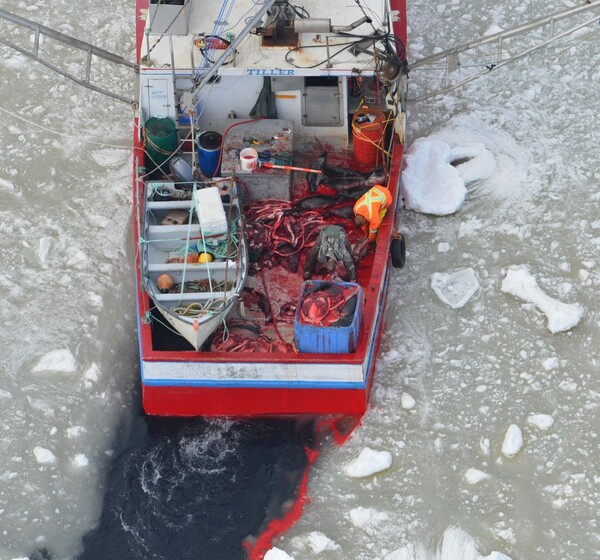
[0,105,131,149]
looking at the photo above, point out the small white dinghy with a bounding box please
[141,179,248,351]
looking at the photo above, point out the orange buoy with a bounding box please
[157,273,174,292]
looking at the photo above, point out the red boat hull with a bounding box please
[133,0,406,417]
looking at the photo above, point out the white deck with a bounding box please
[141,0,389,73]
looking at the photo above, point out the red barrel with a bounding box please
[352,107,386,167]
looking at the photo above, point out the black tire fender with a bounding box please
[391,234,406,268]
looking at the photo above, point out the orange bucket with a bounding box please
[352,107,386,167]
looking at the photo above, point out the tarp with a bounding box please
[250,77,278,118]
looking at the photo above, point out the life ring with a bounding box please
[391,234,406,268]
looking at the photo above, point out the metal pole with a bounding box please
[412,0,600,68]
[190,0,278,96]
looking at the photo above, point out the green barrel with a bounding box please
[144,117,178,173]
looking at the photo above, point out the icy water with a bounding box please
[0,1,598,559]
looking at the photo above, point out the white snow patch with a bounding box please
[501,424,523,458]
[527,414,554,430]
[465,468,491,484]
[32,349,77,375]
[431,268,480,309]
[344,447,393,478]
[501,265,584,333]
[33,447,56,465]
[401,392,416,410]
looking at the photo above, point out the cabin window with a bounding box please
[302,77,341,127]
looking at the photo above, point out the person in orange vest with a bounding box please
[353,185,393,242]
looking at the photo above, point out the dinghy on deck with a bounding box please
[141,180,248,351]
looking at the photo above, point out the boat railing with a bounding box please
[0,7,137,105]
[411,0,600,101]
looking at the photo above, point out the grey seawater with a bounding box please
[0,1,136,558]
[274,1,599,559]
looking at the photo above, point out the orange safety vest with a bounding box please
[353,185,392,241]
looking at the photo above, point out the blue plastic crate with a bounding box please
[294,281,364,354]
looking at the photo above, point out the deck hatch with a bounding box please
[302,85,341,126]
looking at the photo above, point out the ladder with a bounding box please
[0,8,138,105]
[410,1,600,101]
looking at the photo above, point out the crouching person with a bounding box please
[303,225,357,283]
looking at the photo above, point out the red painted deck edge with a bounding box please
[142,384,368,416]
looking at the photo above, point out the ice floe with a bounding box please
[32,349,77,375]
[401,392,416,410]
[264,547,295,560]
[33,446,56,465]
[383,527,513,560]
[431,268,480,309]
[0,177,15,191]
[401,139,496,215]
[38,236,53,266]
[465,468,491,485]
[344,447,393,478]
[71,454,89,468]
[348,506,389,533]
[501,424,523,458]
[526,414,554,430]
[501,265,584,333]
[305,531,340,553]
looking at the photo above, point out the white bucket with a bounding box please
[239,147,258,172]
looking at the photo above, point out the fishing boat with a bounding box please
[133,0,408,416]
